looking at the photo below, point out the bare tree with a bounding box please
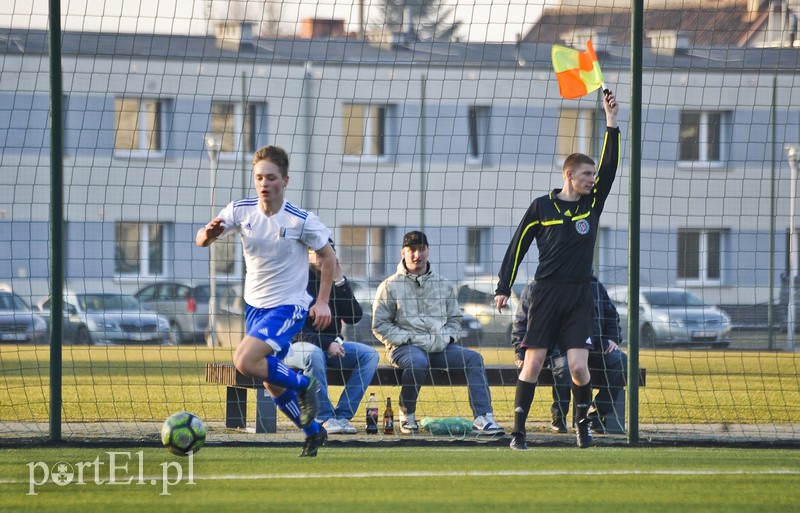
[371,0,462,42]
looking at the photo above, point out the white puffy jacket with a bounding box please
[371,261,462,352]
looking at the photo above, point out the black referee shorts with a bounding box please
[520,280,594,353]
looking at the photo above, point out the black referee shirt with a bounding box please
[496,126,621,296]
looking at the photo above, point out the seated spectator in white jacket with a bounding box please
[371,230,504,436]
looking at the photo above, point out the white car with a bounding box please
[0,290,48,344]
[36,292,174,346]
[456,276,526,346]
[606,286,732,348]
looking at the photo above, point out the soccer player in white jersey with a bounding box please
[196,145,336,457]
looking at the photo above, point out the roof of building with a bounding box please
[522,1,798,48]
[1,27,799,72]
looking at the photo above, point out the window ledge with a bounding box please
[676,161,730,172]
[218,152,254,161]
[342,155,395,165]
[676,279,722,287]
[464,265,488,275]
[113,151,167,160]
[114,274,171,282]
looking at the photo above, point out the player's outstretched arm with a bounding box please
[196,218,225,247]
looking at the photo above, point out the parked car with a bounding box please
[606,286,732,348]
[36,292,173,345]
[0,289,48,344]
[134,281,240,343]
[346,279,485,346]
[213,284,248,348]
[457,276,526,346]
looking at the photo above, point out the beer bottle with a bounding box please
[383,397,395,434]
[365,393,379,434]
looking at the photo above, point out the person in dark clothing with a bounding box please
[512,277,628,434]
[285,250,379,435]
[494,91,621,450]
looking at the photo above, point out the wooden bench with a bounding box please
[205,362,646,435]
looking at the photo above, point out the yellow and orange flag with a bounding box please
[552,40,605,99]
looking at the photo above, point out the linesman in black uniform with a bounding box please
[494,91,620,450]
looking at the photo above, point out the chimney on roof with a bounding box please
[299,18,347,39]
[560,28,611,53]
[743,0,767,21]
[646,29,691,54]
[214,21,255,51]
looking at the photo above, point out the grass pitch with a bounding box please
[1,445,798,513]
[2,345,799,427]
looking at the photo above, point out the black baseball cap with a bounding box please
[402,230,429,248]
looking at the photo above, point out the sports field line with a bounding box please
[187,469,800,480]
[3,468,798,485]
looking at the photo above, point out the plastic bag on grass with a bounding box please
[419,416,474,436]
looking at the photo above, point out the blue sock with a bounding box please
[272,389,320,436]
[265,355,309,391]
[303,421,321,437]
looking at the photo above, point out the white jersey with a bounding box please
[216,198,331,309]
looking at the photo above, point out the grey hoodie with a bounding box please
[371,260,462,353]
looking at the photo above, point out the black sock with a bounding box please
[572,382,593,423]
[513,379,536,434]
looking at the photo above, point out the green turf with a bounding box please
[0,446,798,512]
[1,346,798,427]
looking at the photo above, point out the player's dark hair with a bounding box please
[253,145,290,177]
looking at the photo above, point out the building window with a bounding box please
[210,101,264,155]
[343,103,394,158]
[557,108,595,159]
[467,106,490,163]
[677,229,722,283]
[337,226,386,280]
[465,227,489,273]
[679,111,730,163]
[115,222,172,277]
[114,98,168,154]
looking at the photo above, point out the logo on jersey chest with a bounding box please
[575,219,590,235]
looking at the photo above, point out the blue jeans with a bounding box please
[388,344,493,417]
[550,349,628,420]
[285,341,379,422]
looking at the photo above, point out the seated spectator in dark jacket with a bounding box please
[512,276,628,434]
[285,251,379,435]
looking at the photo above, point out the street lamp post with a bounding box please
[205,134,222,348]
[787,145,799,352]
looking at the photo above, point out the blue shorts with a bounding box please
[245,304,308,360]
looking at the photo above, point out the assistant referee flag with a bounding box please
[552,40,605,99]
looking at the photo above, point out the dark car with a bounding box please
[0,290,48,344]
[134,281,239,343]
